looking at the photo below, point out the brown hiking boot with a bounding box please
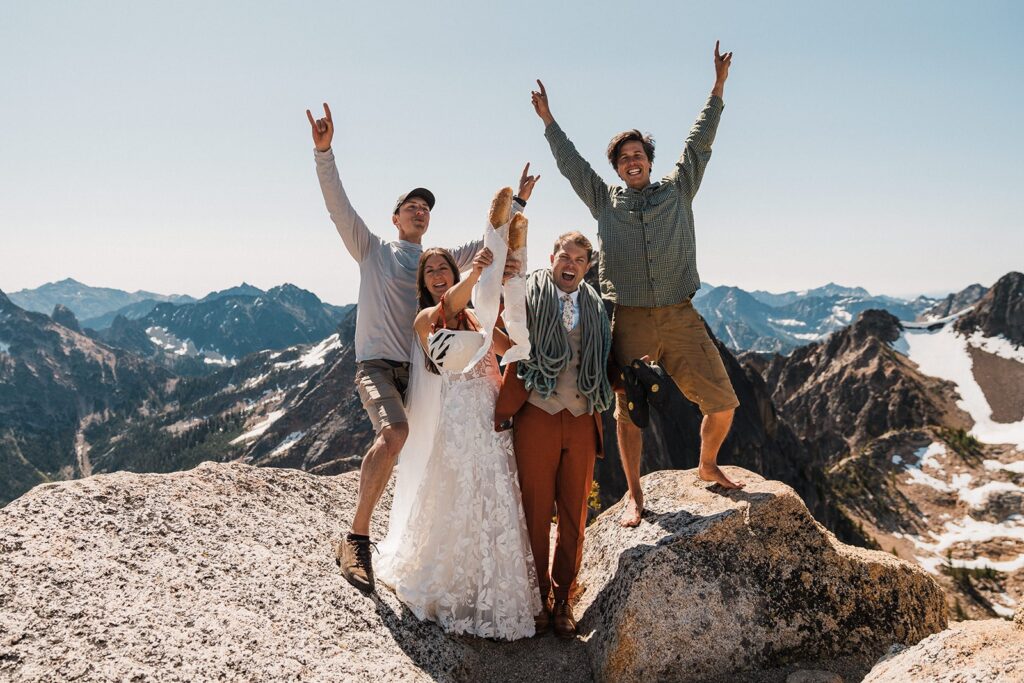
[534,595,553,635]
[552,599,577,639]
[335,535,375,593]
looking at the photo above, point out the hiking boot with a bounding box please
[335,535,376,593]
[632,358,671,410]
[621,364,649,429]
[552,599,577,639]
[534,595,553,636]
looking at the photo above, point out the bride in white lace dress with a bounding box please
[375,246,539,640]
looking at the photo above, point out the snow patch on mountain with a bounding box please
[900,443,1023,509]
[899,442,947,488]
[270,431,306,456]
[891,440,1024,582]
[991,592,1019,618]
[984,458,1024,474]
[966,330,1024,363]
[827,304,854,326]
[146,326,235,366]
[231,410,285,445]
[274,334,341,370]
[901,323,1024,447]
[958,481,1024,509]
[242,372,273,390]
[0,340,9,354]
[900,515,1024,575]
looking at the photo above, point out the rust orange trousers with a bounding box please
[513,402,598,602]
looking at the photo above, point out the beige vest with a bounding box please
[527,323,590,417]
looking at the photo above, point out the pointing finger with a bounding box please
[323,102,333,122]
[306,109,316,127]
[715,40,721,58]
[537,79,546,97]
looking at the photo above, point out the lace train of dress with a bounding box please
[377,351,540,640]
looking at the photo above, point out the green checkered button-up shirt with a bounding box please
[545,95,724,307]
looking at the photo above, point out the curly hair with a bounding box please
[606,129,655,168]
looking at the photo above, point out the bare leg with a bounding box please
[351,422,409,535]
[616,418,644,527]
[696,409,742,489]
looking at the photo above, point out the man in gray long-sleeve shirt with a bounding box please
[306,103,536,592]
[531,42,742,528]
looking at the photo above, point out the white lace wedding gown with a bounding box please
[377,348,539,640]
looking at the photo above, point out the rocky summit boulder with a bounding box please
[1,463,946,682]
[0,463,589,683]
[862,606,1024,682]
[0,464,475,682]
[575,468,948,683]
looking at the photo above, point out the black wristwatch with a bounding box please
[513,196,527,207]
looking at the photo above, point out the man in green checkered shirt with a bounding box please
[532,41,742,527]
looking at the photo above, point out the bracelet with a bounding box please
[513,195,527,207]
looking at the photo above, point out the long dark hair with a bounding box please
[416,247,461,313]
[416,248,474,374]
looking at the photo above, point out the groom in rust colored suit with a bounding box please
[495,231,614,639]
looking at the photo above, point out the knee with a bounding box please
[706,408,735,429]
[379,423,409,456]
[711,408,735,422]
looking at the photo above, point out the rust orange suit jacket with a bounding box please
[493,361,605,458]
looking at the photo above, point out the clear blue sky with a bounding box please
[2,0,1021,304]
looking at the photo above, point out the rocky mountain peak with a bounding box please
[848,308,902,345]
[267,283,322,307]
[763,308,969,462]
[0,289,12,309]
[816,281,871,298]
[50,304,81,332]
[921,283,988,320]
[199,282,264,303]
[954,271,1024,345]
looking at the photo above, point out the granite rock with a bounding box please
[1,463,950,682]
[0,463,474,682]
[862,617,1024,682]
[575,468,947,683]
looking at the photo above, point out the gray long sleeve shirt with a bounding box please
[545,95,724,307]
[314,149,481,363]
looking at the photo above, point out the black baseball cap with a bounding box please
[393,188,435,214]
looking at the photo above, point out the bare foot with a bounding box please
[698,463,745,489]
[619,496,643,527]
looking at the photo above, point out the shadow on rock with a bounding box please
[574,468,947,683]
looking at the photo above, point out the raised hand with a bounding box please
[714,40,733,84]
[471,247,495,277]
[530,80,554,126]
[305,102,334,152]
[517,162,541,202]
[502,257,521,282]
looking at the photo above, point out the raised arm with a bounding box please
[668,42,732,198]
[532,80,610,220]
[449,163,538,272]
[307,102,381,262]
[414,248,494,349]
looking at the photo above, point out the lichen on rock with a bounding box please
[0,463,950,682]
[575,468,947,682]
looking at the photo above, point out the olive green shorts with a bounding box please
[354,359,411,433]
[612,300,739,420]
